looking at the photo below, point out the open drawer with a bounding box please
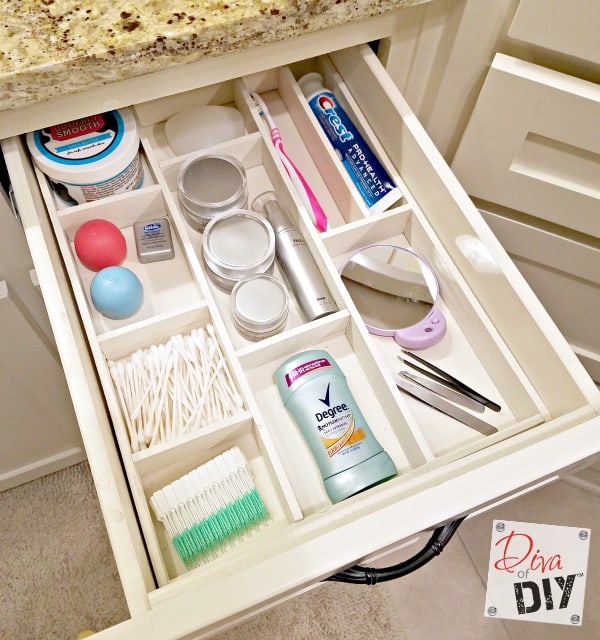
[3,44,600,639]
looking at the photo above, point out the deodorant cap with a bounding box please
[275,349,340,405]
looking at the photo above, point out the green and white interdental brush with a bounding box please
[150,447,270,569]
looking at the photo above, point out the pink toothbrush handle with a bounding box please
[271,128,328,232]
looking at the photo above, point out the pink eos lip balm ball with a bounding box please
[74,219,127,271]
[90,266,144,320]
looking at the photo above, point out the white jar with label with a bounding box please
[26,108,143,205]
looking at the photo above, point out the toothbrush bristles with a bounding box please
[150,447,270,569]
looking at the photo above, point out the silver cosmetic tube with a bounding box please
[254,193,338,321]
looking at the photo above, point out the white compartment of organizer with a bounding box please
[11,43,599,634]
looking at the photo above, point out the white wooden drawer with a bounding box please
[452,53,600,238]
[3,44,600,639]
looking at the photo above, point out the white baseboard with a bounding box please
[0,447,87,492]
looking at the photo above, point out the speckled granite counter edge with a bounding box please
[0,1,424,112]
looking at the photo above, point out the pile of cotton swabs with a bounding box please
[150,447,270,568]
[108,325,244,451]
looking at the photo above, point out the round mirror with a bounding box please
[340,244,446,349]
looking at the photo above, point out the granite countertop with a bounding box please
[0,0,423,112]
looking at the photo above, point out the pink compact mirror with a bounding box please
[340,244,446,350]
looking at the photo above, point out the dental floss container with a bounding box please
[252,192,338,321]
[177,154,248,231]
[165,105,245,155]
[202,209,275,292]
[133,218,175,264]
[231,274,289,341]
[26,108,143,205]
[275,349,397,504]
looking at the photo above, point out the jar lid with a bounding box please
[177,154,247,220]
[202,209,275,282]
[231,274,289,340]
[26,108,140,185]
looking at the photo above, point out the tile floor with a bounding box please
[215,473,600,639]
[375,476,599,639]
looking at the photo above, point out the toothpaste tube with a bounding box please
[298,72,401,215]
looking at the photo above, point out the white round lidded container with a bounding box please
[202,209,275,292]
[26,108,143,205]
[231,274,289,341]
[177,153,248,232]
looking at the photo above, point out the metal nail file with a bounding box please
[399,371,486,413]
[394,374,498,436]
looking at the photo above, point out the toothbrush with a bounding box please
[250,91,328,232]
[150,447,270,568]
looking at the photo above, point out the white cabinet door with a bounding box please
[480,208,600,382]
[0,278,84,490]
[452,53,600,238]
[509,0,600,65]
[0,192,85,490]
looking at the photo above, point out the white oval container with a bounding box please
[165,105,245,156]
[26,108,143,205]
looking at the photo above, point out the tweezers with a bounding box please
[398,350,502,412]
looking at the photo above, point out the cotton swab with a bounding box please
[250,91,328,232]
[150,447,270,568]
[108,326,244,451]
[205,325,244,409]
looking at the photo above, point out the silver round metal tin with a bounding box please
[202,209,276,292]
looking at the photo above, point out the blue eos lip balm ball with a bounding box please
[90,266,144,319]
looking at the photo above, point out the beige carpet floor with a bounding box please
[0,463,129,639]
[0,462,413,639]
[1,462,597,639]
[0,462,411,640]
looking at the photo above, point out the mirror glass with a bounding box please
[340,244,446,349]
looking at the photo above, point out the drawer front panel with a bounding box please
[5,44,600,639]
[452,53,600,238]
